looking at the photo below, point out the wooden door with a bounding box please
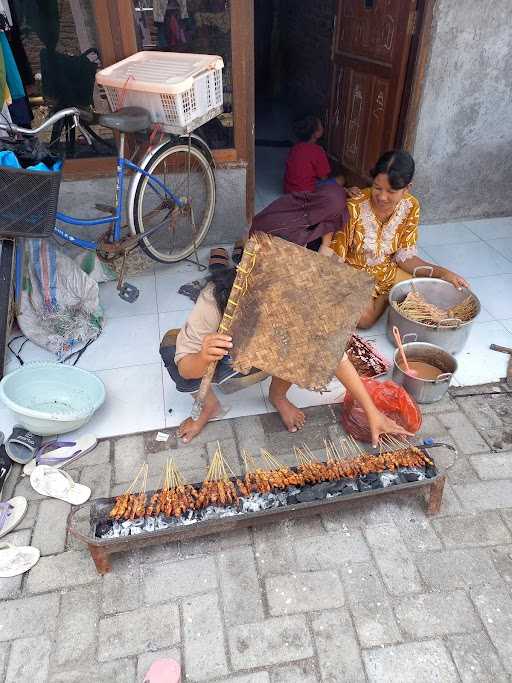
[326,0,417,184]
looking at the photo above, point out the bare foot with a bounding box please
[270,395,305,432]
[177,390,220,443]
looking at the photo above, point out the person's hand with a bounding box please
[200,334,232,363]
[438,267,469,291]
[367,409,413,448]
[346,186,363,198]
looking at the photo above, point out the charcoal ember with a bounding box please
[179,510,198,525]
[425,465,437,479]
[143,517,156,532]
[381,471,399,487]
[358,473,383,491]
[95,520,112,538]
[398,467,426,483]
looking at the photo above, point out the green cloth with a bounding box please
[0,44,6,110]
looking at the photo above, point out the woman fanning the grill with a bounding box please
[330,151,468,329]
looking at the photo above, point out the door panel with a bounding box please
[327,0,416,184]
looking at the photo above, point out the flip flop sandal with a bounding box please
[0,497,28,539]
[30,466,91,505]
[0,542,40,578]
[232,240,244,264]
[23,434,98,477]
[5,426,43,465]
[0,443,13,500]
[143,659,181,683]
[208,247,229,271]
[178,278,208,303]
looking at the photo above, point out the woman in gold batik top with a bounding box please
[330,151,468,329]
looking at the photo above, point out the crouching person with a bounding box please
[161,267,409,445]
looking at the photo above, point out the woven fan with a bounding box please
[191,233,373,418]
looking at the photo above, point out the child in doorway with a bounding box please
[284,115,332,193]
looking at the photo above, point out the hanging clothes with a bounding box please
[0,31,23,99]
[6,0,34,87]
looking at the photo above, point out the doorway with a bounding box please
[253,0,336,212]
[252,0,424,213]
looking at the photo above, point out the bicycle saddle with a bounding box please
[96,107,151,133]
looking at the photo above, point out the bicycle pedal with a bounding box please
[118,283,139,303]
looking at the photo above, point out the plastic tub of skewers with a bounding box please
[68,438,447,555]
[388,276,480,354]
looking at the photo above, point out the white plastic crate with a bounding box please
[96,51,224,135]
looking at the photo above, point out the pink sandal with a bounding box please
[143,659,181,683]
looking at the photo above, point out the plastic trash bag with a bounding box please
[340,378,422,443]
[17,240,103,358]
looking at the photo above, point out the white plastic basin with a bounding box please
[0,362,106,436]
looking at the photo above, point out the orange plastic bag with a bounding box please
[340,378,422,443]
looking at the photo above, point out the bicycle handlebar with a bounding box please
[0,107,93,145]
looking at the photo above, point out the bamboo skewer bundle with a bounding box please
[394,290,478,326]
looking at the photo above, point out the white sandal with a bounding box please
[23,434,98,477]
[0,497,28,539]
[30,466,91,505]
[0,542,40,577]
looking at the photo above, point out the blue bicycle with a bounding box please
[0,105,216,373]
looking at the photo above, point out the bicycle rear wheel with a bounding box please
[129,141,216,264]
[0,239,15,379]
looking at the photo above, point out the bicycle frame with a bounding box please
[54,135,183,250]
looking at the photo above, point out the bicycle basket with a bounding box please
[0,164,62,239]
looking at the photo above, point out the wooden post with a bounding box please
[426,475,446,516]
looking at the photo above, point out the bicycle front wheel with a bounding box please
[130,141,216,264]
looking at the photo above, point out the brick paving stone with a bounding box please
[229,615,313,670]
[470,583,512,674]
[0,529,31,599]
[232,414,267,451]
[489,544,512,586]
[363,639,459,683]
[341,561,384,603]
[173,419,233,447]
[98,603,180,661]
[183,592,228,680]
[219,674,270,683]
[0,593,59,641]
[394,590,480,638]
[456,395,504,433]
[102,552,141,614]
[13,474,45,500]
[50,658,136,683]
[269,662,317,683]
[113,434,145,482]
[137,647,181,682]
[5,636,51,683]
[266,570,344,616]
[428,438,480,485]
[15,500,39,530]
[321,498,396,532]
[437,479,464,516]
[67,439,111,470]
[169,443,208,473]
[415,548,502,590]
[432,511,511,547]
[0,643,8,682]
[311,608,366,682]
[417,414,447,439]
[54,586,99,666]
[446,631,509,683]
[389,500,443,552]
[453,480,512,511]
[364,524,423,594]
[438,412,489,454]
[218,547,264,625]
[26,550,99,593]
[253,525,297,576]
[79,463,112,499]
[31,498,70,555]
[294,529,371,571]
[267,424,332,453]
[471,452,512,479]
[143,555,217,603]
[180,527,252,558]
[143,429,177,453]
[421,393,457,414]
